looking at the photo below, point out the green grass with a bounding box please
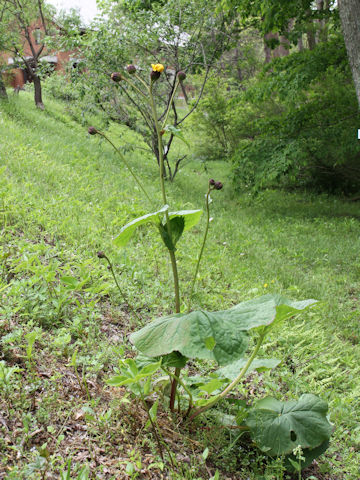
[0,91,360,479]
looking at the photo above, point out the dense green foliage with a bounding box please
[193,37,360,193]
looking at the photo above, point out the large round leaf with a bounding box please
[246,394,332,456]
[130,294,316,366]
[130,310,249,365]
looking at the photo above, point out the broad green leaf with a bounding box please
[225,294,317,333]
[204,336,216,351]
[159,216,185,250]
[168,209,202,231]
[161,351,188,368]
[246,394,332,456]
[217,358,281,380]
[130,309,249,365]
[113,205,168,247]
[198,377,226,395]
[136,351,187,369]
[130,295,316,366]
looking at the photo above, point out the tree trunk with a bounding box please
[307,29,316,50]
[274,35,290,58]
[0,72,8,100]
[306,8,316,50]
[33,74,44,109]
[298,35,304,52]
[264,32,278,63]
[338,0,360,108]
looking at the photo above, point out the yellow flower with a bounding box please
[264,283,268,288]
[151,63,164,73]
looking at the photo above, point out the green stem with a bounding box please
[188,187,212,312]
[149,84,167,206]
[188,333,266,422]
[122,76,148,99]
[97,131,153,206]
[102,254,142,323]
[162,366,194,410]
[134,73,150,92]
[149,82,181,411]
[149,84,180,312]
[169,250,180,313]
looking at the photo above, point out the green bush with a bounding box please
[194,37,360,193]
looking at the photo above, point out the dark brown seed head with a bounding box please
[150,70,161,82]
[209,179,216,186]
[111,72,123,82]
[97,251,106,259]
[214,181,223,190]
[127,64,136,74]
[88,126,98,135]
[177,71,186,82]
[160,129,165,136]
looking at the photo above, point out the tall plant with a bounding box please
[89,63,332,472]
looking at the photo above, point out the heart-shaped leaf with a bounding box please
[168,209,203,232]
[113,207,202,248]
[113,205,168,247]
[246,394,332,456]
[130,295,316,366]
[159,216,185,250]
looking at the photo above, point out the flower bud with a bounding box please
[127,64,136,74]
[209,179,215,186]
[111,72,123,82]
[88,126,98,135]
[151,63,164,82]
[160,129,165,136]
[97,251,106,259]
[177,71,186,82]
[214,181,223,190]
[150,70,161,82]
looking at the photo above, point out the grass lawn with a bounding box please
[0,91,359,479]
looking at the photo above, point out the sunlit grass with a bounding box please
[0,92,359,478]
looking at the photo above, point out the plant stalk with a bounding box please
[188,187,212,311]
[149,82,181,411]
[188,333,266,422]
[162,366,194,410]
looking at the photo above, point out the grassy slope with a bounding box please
[0,92,360,479]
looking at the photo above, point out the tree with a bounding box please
[221,0,336,59]
[0,0,53,108]
[0,72,7,99]
[338,0,360,108]
[0,3,8,99]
